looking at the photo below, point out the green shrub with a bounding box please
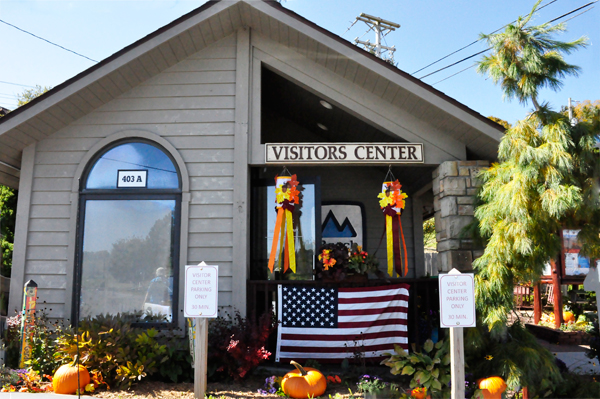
[53,313,193,388]
[464,321,562,396]
[381,338,451,397]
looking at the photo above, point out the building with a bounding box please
[0,0,502,331]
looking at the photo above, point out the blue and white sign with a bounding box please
[321,204,364,247]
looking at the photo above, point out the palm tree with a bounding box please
[477,0,588,111]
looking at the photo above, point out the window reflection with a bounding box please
[86,142,179,189]
[251,181,316,281]
[80,200,175,322]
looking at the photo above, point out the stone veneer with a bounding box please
[432,160,489,272]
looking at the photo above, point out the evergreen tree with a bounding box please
[478,0,587,111]
[473,0,598,334]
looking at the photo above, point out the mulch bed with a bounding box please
[89,374,364,398]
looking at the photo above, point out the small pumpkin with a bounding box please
[52,356,91,394]
[411,387,429,399]
[479,376,507,399]
[563,311,576,323]
[281,360,327,398]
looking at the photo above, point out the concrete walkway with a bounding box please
[537,338,600,375]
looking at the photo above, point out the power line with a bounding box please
[430,64,477,86]
[548,0,597,22]
[411,0,560,75]
[419,1,597,82]
[0,19,98,63]
[0,80,36,89]
[418,48,490,80]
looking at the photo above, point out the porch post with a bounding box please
[432,161,488,272]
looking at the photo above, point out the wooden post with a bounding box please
[551,260,563,329]
[194,318,208,399]
[450,327,465,399]
[533,283,541,324]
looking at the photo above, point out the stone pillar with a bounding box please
[433,161,488,272]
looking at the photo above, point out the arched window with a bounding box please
[75,141,181,325]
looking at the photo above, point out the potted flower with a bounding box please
[347,244,379,276]
[316,243,381,282]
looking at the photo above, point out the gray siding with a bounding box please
[14,34,237,320]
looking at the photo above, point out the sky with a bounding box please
[0,0,598,125]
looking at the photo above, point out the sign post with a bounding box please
[185,262,218,399]
[439,268,476,399]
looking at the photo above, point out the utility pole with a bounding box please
[568,97,578,126]
[353,13,400,63]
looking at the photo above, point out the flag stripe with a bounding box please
[337,299,408,310]
[339,305,408,316]
[339,294,409,304]
[282,331,407,346]
[278,350,393,360]
[280,342,403,353]
[280,324,407,336]
[276,283,410,362]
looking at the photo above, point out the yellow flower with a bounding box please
[485,355,493,361]
[378,191,395,208]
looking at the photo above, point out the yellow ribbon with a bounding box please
[268,208,285,273]
[386,214,393,276]
[285,210,296,273]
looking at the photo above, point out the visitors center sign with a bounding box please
[266,143,423,164]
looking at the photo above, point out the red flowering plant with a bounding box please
[207,310,275,381]
[317,242,382,281]
[347,243,379,275]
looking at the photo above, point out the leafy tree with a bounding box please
[469,5,598,393]
[472,0,597,335]
[423,217,436,249]
[477,0,588,111]
[487,116,511,130]
[0,186,17,276]
[16,85,50,107]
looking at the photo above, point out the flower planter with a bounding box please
[525,323,591,345]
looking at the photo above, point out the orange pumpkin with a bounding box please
[411,387,429,399]
[479,376,507,399]
[281,360,327,398]
[563,311,575,323]
[52,356,91,394]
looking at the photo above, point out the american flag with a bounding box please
[276,283,410,362]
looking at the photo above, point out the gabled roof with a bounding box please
[0,0,502,188]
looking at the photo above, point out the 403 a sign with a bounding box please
[117,170,148,188]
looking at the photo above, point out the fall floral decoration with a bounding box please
[268,173,300,274]
[378,177,409,276]
[318,249,337,270]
